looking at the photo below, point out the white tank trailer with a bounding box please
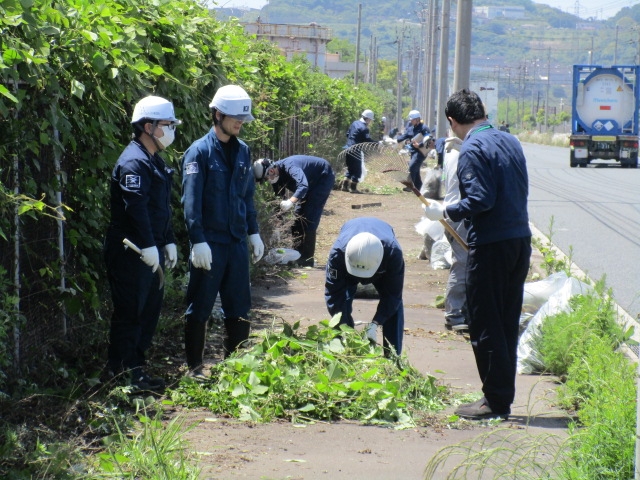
[570,65,640,168]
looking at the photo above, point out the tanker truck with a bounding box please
[570,64,640,168]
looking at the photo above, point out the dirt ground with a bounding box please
[175,178,570,480]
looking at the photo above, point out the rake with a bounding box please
[339,143,468,251]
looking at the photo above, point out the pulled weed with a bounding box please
[171,317,449,428]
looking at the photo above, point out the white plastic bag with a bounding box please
[414,217,444,241]
[522,272,569,316]
[263,248,301,265]
[430,238,451,270]
[517,276,593,374]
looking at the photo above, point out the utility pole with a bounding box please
[436,0,451,139]
[355,3,362,86]
[426,0,438,130]
[545,48,550,132]
[505,67,511,126]
[396,29,404,130]
[453,0,472,91]
[422,4,431,117]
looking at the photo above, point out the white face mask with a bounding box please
[267,175,279,184]
[155,125,175,149]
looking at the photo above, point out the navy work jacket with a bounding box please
[271,155,333,200]
[446,121,531,246]
[325,217,404,326]
[181,128,258,244]
[107,141,175,250]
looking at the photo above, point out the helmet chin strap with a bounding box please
[146,123,164,152]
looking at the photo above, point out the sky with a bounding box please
[212,0,639,20]
[534,0,639,20]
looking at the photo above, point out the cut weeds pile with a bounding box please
[170,316,450,428]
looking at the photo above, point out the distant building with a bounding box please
[242,21,363,79]
[474,6,525,19]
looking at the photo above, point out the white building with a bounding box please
[474,6,525,19]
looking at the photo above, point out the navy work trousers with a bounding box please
[105,238,164,374]
[466,236,531,413]
[185,240,251,325]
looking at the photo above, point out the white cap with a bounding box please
[361,109,374,121]
[345,232,384,278]
[253,158,272,180]
[408,110,421,120]
[209,85,255,122]
[131,96,181,124]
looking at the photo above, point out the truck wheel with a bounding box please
[570,152,577,168]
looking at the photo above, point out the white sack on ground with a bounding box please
[517,276,593,374]
[430,238,451,270]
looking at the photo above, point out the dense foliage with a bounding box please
[0,0,394,388]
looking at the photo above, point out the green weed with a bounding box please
[90,409,200,479]
[536,289,629,378]
[171,317,449,428]
[560,337,636,479]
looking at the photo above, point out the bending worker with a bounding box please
[253,155,335,267]
[342,109,375,193]
[395,110,432,190]
[325,217,405,356]
[104,95,181,392]
[182,85,264,378]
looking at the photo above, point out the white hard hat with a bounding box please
[361,109,374,121]
[345,232,384,278]
[408,110,421,120]
[253,158,272,180]
[209,85,255,122]
[382,116,387,122]
[131,96,181,124]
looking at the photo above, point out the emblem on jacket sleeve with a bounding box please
[185,162,199,175]
[125,175,141,189]
[328,267,337,280]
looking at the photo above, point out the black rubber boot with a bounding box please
[184,321,208,379]
[340,178,350,191]
[349,180,360,193]
[298,230,316,267]
[223,317,251,359]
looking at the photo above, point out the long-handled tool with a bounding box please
[340,143,469,251]
[123,238,165,289]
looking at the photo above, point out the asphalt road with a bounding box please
[523,142,640,320]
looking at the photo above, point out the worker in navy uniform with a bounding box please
[341,109,375,193]
[423,88,531,420]
[103,95,181,392]
[325,217,405,356]
[253,155,335,267]
[182,85,264,378]
[394,110,431,190]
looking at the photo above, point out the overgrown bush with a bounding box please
[536,291,627,377]
[560,336,636,479]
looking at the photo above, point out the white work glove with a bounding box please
[140,246,160,273]
[164,243,177,269]
[365,322,378,344]
[422,200,445,221]
[248,233,264,263]
[280,199,294,212]
[191,242,212,271]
